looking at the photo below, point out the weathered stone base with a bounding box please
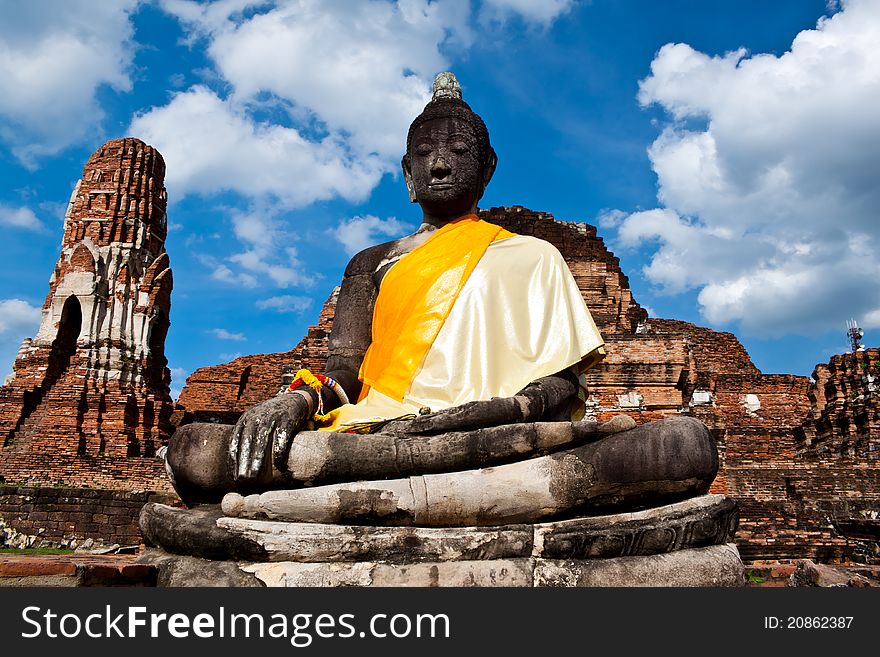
[138,494,745,586]
[137,549,264,587]
[533,544,744,587]
[141,494,739,563]
[138,543,744,587]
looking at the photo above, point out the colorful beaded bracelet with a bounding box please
[284,368,350,419]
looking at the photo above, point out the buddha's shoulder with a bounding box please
[343,234,415,277]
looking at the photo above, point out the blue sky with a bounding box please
[1,0,878,398]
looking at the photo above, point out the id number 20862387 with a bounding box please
[763,617,853,629]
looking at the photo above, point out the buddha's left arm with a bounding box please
[388,369,579,435]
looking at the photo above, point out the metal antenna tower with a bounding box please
[847,319,865,353]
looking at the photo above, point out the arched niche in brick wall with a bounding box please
[69,244,96,273]
[53,296,82,358]
[42,295,83,392]
[146,308,169,362]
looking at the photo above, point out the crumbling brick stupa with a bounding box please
[175,207,880,565]
[0,138,175,493]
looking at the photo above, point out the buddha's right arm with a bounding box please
[321,253,380,406]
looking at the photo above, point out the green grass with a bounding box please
[0,547,75,555]
[745,570,767,584]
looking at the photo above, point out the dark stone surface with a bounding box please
[137,548,264,587]
[224,416,718,526]
[289,419,604,486]
[165,423,234,505]
[556,415,719,516]
[538,494,738,559]
[139,502,267,561]
[788,559,876,587]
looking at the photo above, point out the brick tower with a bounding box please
[0,138,174,491]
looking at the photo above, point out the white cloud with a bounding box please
[0,0,138,166]
[596,208,627,230]
[210,263,258,288]
[332,215,414,256]
[210,328,247,341]
[256,295,313,314]
[135,0,473,206]
[863,309,880,330]
[227,206,317,288]
[170,366,188,382]
[0,298,41,379]
[169,366,188,400]
[620,0,880,336]
[159,0,262,36]
[616,208,772,295]
[194,253,258,288]
[133,1,472,294]
[480,0,575,25]
[229,246,312,288]
[0,204,44,231]
[130,86,385,208]
[193,205,317,290]
[0,298,41,336]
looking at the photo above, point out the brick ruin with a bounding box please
[176,207,880,564]
[0,138,174,493]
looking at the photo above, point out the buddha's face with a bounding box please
[405,116,489,220]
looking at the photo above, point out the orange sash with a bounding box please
[359,215,515,401]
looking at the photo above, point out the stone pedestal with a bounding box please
[138,494,745,587]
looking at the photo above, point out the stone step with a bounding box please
[0,553,157,587]
[141,543,745,587]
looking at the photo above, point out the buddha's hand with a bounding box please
[228,392,312,484]
[390,374,578,436]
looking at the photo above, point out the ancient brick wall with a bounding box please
[0,138,175,492]
[644,324,880,563]
[0,485,179,548]
[797,348,880,460]
[584,332,689,424]
[727,465,880,563]
[789,349,880,563]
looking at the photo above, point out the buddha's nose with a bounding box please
[431,156,451,180]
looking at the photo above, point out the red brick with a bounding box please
[0,560,76,577]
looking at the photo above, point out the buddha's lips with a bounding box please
[429,182,454,190]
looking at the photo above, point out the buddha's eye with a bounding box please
[450,141,469,154]
[415,143,433,156]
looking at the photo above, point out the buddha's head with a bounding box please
[402,72,497,221]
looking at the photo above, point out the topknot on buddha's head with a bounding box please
[405,72,495,169]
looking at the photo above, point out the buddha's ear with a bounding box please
[401,155,417,203]
[481,148,497,193]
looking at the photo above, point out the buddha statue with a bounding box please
[163,72,719,529]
